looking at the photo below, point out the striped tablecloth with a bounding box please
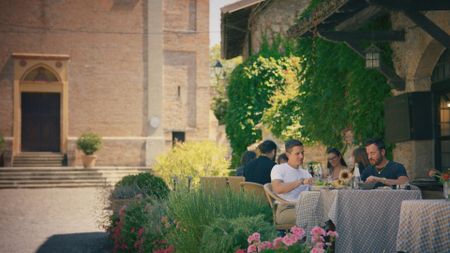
[296,188,422,253]
[396,200,450,253]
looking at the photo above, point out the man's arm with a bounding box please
[272,178,313,194]
[366,175,409,186]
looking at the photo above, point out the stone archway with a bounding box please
[413,39,445,84]
[11,54,69,158]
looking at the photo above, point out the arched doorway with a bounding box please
[431,49,450,170]
[21,67,61,152]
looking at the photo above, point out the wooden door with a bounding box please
[21,93,60,152]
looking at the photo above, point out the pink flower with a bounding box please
[247,232,261,244]
[273,237,284,249]
[326,230,338,238]
[290,226,305,239]
[310,226,326,237]
[313,242,324,249]
[234,249,246,253]
[247,244,257,253]
[282,234,296,246]
[137,227,144,237]
[130,227,135,233]
[258,241,273,251]
[310,248,325,253]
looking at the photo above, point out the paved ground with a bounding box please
[0,187,113,253]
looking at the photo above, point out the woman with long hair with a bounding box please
[326,147,348,180]
[352,147,370,175]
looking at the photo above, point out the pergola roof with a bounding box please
[220,0,265,59]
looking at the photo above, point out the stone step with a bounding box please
[0,167,152,189]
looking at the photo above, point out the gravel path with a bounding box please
[0,187,113,253]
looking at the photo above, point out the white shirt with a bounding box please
[270,163,312,202]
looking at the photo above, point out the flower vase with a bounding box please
[444,181,449,200]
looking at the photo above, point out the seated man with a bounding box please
[244,140,277,185]
[270,139,313,225]
[361,138,409,187]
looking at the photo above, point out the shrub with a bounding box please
[76,132,102,155]
[111,198,173,253]
[153,141,230,189]
[166,188,272,252]
[113,173,169,200]
[200,215,275,253]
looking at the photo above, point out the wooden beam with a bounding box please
[318,30,405,42]
[368,0,450,11]
[403,10,450,48]
[335,5,384,31]
[345,41,405,90]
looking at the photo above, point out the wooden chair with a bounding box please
[200,176,228,193]
[227,176,245,192]
[263,183,296,231]
[240,181,266,201]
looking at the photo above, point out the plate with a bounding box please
[358,182,376,190]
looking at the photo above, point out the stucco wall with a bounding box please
[390,10,450,178]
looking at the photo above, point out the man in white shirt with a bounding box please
[271,139,313,225]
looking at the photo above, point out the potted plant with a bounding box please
[76,132,102,168]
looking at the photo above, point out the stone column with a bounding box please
[145,0,165,166]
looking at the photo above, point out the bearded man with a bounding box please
[361,138,409,187]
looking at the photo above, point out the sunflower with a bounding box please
[339,169,352,185]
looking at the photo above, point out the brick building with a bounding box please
[0,0,214,167]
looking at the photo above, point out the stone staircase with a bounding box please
[13,152,65,167]
[0,167,151,189]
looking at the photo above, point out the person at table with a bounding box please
[361,138,409,187]
[277,153,288,164]
[243,140,277,184]
[352,147,370,175]
[271,139,313,224]
[326,147,348,180]
[235,150,257,176]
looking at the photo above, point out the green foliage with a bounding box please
[114,173,169,200]
[110,198,172,253]
[153,141,230,189]
[166,189,272,253]
[200,215,276,253]
[210,44,242,124]
[76,132,102,155]
[223,16,393,163]
[225,39,300,166]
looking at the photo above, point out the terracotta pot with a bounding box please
[82,154,97,168]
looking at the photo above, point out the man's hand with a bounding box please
[366,176,381,183]
[303,178,314,185]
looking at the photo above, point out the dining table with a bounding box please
[396,199,450,253]
[296,187,422,253]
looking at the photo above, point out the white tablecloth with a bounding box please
[396,200,450,253]
[296,189,422,253]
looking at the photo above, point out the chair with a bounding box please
[200,176,228,193]
[240,181,266,201]
[227,176,245,192]
[263,183,296,231]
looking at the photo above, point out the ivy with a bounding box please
[224,15,393,165]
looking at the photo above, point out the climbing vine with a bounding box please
[224,11,393,166]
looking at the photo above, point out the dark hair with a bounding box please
[285,139,303,153]
[364,138,385,151]
[240,151,257,166]
[353,147,369,173]
[277,153,288,164]
[326,147,347,169]
[258,140,277,154]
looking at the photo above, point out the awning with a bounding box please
[221,0,265,59]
